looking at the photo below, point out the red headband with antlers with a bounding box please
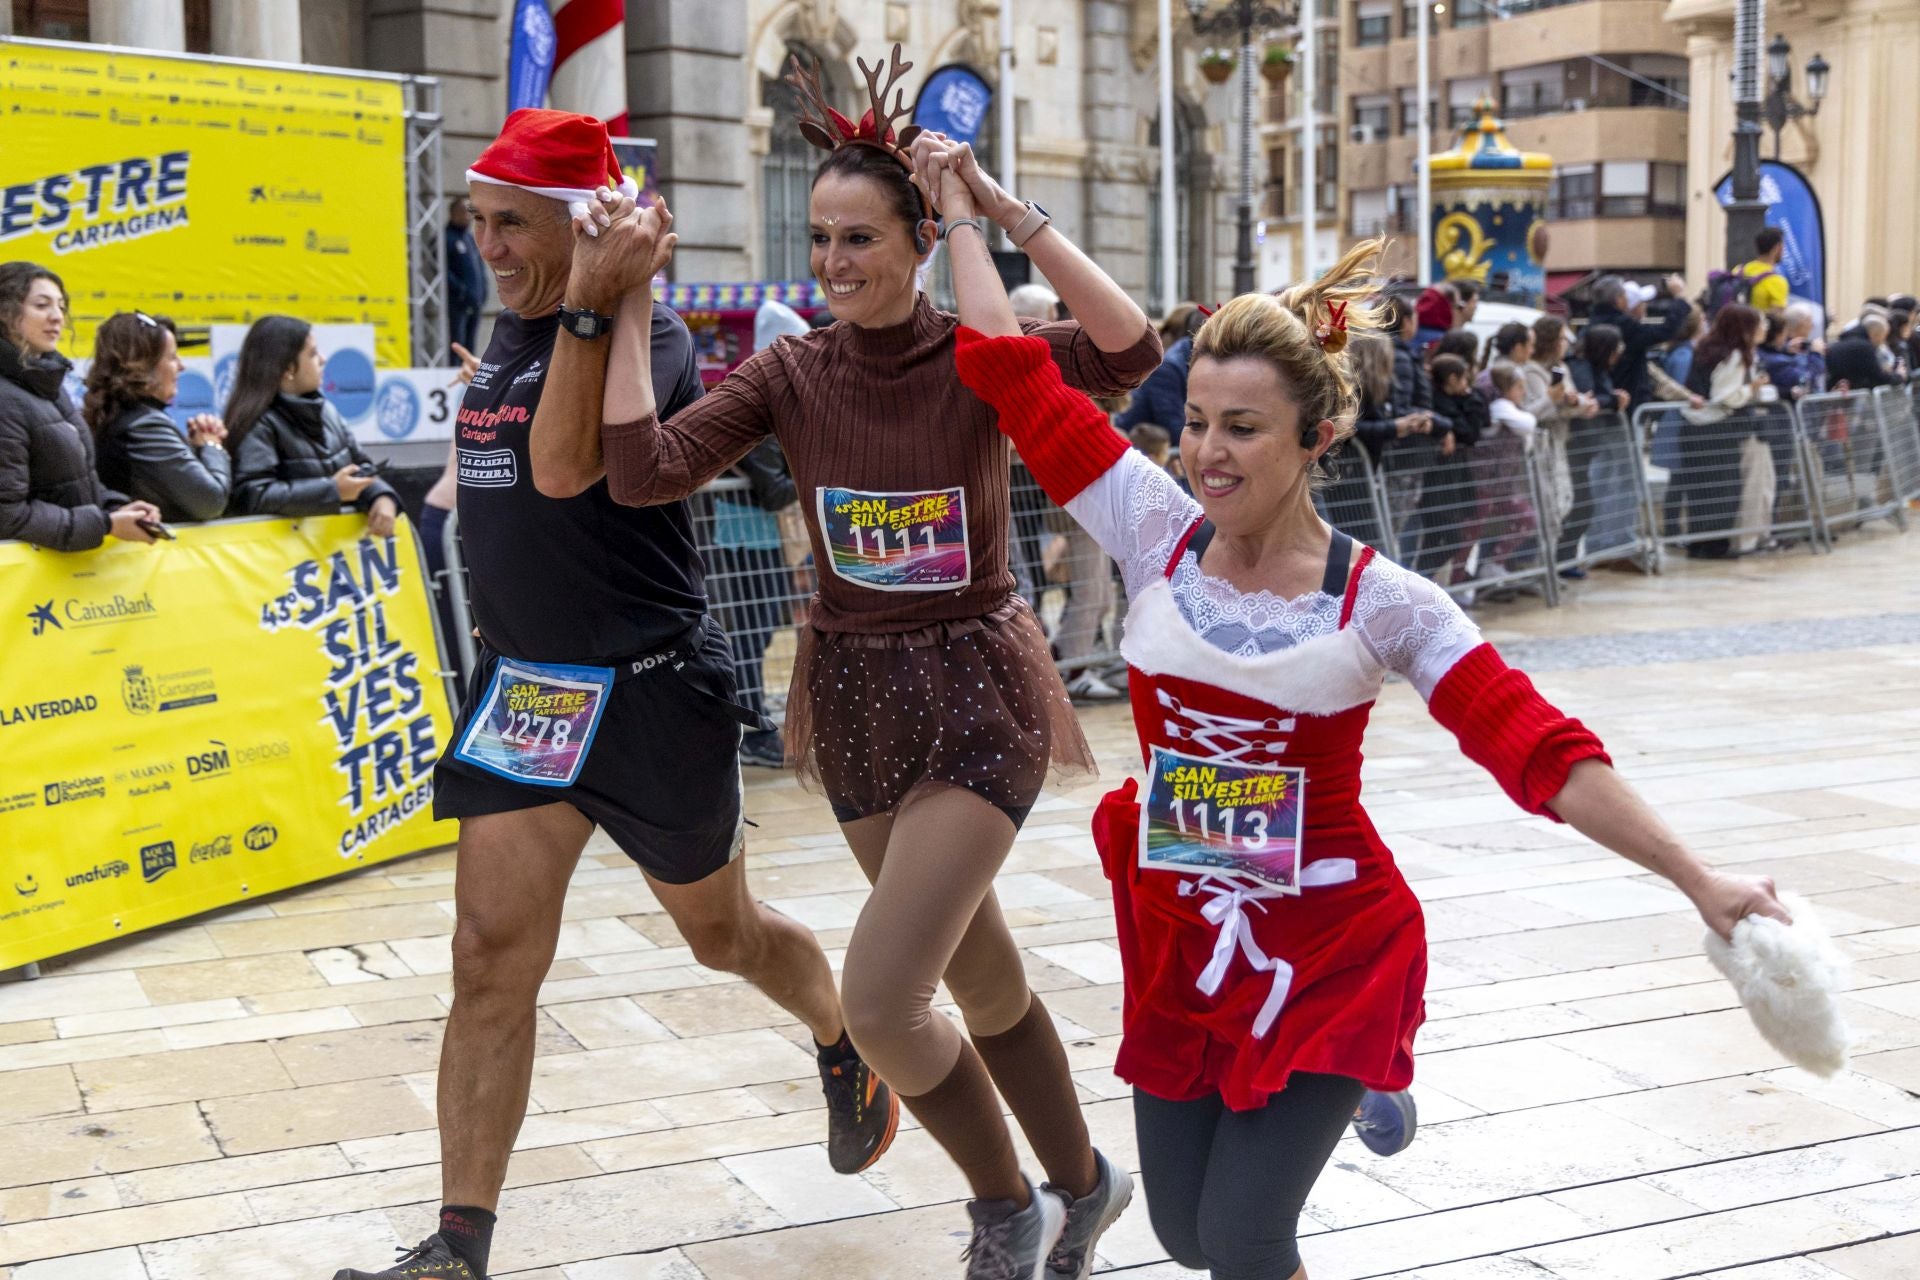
[785,45,933,216]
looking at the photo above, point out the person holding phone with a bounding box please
[224,315,400,534]
[0,261,162,550]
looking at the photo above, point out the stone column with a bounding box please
[1082,0,1152,302]
[212,0,303,62]
[628,0,751,282]
[88,0,186,51]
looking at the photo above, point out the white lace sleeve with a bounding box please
[1349,556,1485,700]
[1064,448,1203,599]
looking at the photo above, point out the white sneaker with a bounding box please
[963,1179,1067,1280]
[1065,671,1122,702]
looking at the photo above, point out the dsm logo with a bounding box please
[244,823,279,851]
[123,664,156,715]
[140,840,177,883]
[187,740,231,780]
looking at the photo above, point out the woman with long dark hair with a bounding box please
[87,312,231,522]
[225,314,399,532]
[0,261,160,549]
[1678,303,1770,558]
[536,50,1158,1275]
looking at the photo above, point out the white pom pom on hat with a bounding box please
[467,107,640,230]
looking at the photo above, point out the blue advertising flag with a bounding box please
[508,0,557,113]
[911,65,994,147]
[1714,161,1826,310]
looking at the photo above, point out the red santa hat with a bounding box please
[467,108,639,226]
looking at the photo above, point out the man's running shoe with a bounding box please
[739,728,787,769]
[820,1047,899,1174]
[1351,1088,1418,1156]
[1044,1148,1134,1280]
[333,1235,479,1280]
[964,1179,1067,1280]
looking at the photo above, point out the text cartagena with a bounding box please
[0,152,191,254]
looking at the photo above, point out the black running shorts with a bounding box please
[434,617,747,884]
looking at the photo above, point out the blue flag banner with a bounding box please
[508,0,557,113]
[1714,161,1826,310]
[912,64,994,146]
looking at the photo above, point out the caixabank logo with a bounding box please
[140,840,177,883]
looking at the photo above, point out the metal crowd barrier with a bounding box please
[1369,433,1560,606]
[427,392,1920,728]
[1632,400,1826,560]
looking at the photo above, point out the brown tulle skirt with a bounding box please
[785,597,1097,822]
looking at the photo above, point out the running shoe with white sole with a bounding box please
[1044,1148,1134,1280]
[963,1180,1067,1280]
[1065,671,1123,702]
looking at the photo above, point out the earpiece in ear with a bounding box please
[914,233,930,254]
[1301,427,1319,450]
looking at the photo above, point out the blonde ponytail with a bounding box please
[1192,237,1392,454]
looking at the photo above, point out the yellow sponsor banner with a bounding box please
[0,516,455,970]
[0,39,412,367]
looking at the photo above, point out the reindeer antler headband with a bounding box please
[784,44,933,216]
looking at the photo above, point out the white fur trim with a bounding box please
[1120,579,1385,716]
[466,170,643,235]
[1705,892,1851,1078]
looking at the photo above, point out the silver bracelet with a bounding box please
[941,216,988,242]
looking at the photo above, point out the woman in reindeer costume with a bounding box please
[946,236,1794,1279]
[540,53,1157,1280]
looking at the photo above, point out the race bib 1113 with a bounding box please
[1139,746,1306,893]
[816,486,971,592]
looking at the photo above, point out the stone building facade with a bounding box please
[8,0,1278,311]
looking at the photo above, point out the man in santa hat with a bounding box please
[333,109,895,1280]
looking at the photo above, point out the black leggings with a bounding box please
[1134,1074,1367,1279]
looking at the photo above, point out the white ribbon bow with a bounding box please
[1181,877,1296,1039]
[1175,860,1357,1039]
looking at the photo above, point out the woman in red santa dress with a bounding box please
[948,238,1794,1280]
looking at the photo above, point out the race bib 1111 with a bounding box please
[816,486,971,592]
[1139,746,1306,893]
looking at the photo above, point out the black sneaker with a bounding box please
[333,1235,480,1280]
[820,1047,899,1174]
[739,729,787,769]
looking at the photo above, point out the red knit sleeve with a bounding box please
[1427,643,1612,820]
[953,327,1130,505]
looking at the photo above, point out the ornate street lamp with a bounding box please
[1763,35,1829,160]
[1187,0,1296,295]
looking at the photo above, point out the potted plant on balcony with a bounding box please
[1199,49,1236,84]
[1260,44,1295,86]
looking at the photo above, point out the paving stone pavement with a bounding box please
[4,530,1920,1280]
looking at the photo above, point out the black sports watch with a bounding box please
[557,304,614,340]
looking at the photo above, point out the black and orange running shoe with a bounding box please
[820,1047,899,1174]
[333,1235,480,1280]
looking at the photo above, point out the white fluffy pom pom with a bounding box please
[1704,891,1851,1078]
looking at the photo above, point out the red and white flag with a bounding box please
[547,0,628,137]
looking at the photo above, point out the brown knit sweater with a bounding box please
[604,296,1160,633]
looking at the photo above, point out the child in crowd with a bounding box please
[1414,352,1484,583]
[1127,422,1186,491]
[1473,361,1540,586]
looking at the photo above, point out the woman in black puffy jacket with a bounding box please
[224,315,399,533]
[0,261,160,550]
[87,311,232,523]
